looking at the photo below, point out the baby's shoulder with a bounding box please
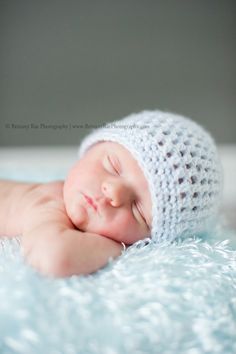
[40,180,64,197]
[24,181,73,229]
[29,180,64,209]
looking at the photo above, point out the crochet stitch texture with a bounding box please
[79,110,222,243]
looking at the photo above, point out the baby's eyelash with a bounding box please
[106,155,120,175]
[107,155,120,175]
[133,202,146,225]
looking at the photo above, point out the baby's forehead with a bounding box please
[87,140,148,179]
[90,141,131,156]
[100,141,126,149]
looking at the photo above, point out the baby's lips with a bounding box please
[81,192,112,218]
[81,192,101,215]
[85,194,97,210]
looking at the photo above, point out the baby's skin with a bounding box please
[0,142,151,277]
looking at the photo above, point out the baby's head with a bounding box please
[64,110,222,245]
[64,141,152,244]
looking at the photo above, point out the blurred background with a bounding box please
[0,0,235,146]
[0,0,235,230]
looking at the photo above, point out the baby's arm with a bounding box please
[0,179,123,277]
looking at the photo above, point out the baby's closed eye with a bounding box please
[132,201,148,228]
[103,154,121,175]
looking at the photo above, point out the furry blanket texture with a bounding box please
[0,163,235,353]
[0,229,236,354]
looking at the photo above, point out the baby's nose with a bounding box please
[101,180,132,207]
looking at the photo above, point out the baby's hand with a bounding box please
[22,224,72,277]
[22,224,123,277]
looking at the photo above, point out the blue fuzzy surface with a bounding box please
[0,232,236,354]
[0,168,236,354]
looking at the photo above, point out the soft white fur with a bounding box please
[0,229,235,354]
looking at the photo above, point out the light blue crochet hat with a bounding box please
[78,110,223,243]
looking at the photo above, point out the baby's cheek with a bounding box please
[64,194,88,230]
[71,205,88,230]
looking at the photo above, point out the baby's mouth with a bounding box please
[83,193,98,212]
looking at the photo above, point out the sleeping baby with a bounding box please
[0,110,222,277]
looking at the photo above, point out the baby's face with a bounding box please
[63,141,151,245]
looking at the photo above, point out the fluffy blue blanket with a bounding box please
[0,230,236,354]
[0,167,235,353]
